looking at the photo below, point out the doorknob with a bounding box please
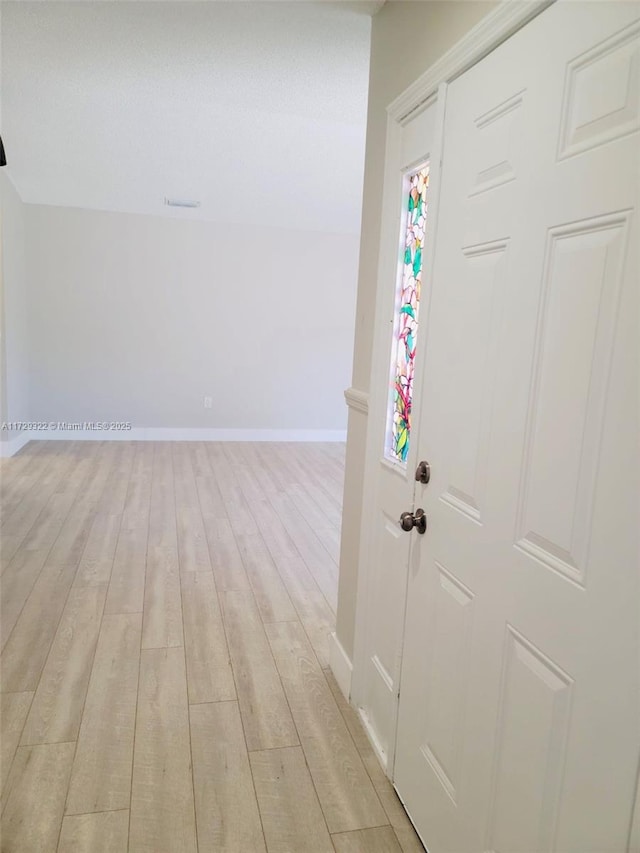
[399,508,427,534]
[415,460,431,484]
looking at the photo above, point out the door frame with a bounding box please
[349,0,553,779]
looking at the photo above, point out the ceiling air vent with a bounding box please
[164,197,200,209]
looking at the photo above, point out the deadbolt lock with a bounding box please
[415,460,431,485]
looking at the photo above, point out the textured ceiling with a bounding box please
[1,1,372,233]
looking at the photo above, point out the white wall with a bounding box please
[1,2,371,435]
[0,172,29,443]
[336,0,499,664]
[27,204,358,430]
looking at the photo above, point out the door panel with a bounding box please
[394,3,640,852]
[439,238,509,524]
[354,101,441,767]
[419,562,475,805]
[486,627,573,853]
[557,21,640,159]
[469,91,525,197]
[515,213,631,585]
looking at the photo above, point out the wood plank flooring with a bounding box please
[0,441,423,852]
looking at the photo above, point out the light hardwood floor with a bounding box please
[0,441,424,853]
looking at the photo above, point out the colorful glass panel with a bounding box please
[387,165,429,463]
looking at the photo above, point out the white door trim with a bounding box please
[344,386,370,416]
[350,0,554,779]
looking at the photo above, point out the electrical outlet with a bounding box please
[203,396,213,409]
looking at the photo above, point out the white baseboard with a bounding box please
[0,432,31,458]
[329,631,353,702]
[17,427,347,443]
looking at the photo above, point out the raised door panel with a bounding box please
[440,240,509,525]
[470,92,525,197]
[515,213,631,586]
[558,21,640,159]
[486,627,573,853]
[419,564,475,805]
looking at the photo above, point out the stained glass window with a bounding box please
[386,164,429,464]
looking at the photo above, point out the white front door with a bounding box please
[352,98,442,768]
[394,3,640,851]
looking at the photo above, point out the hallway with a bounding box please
[0,441,422,852]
